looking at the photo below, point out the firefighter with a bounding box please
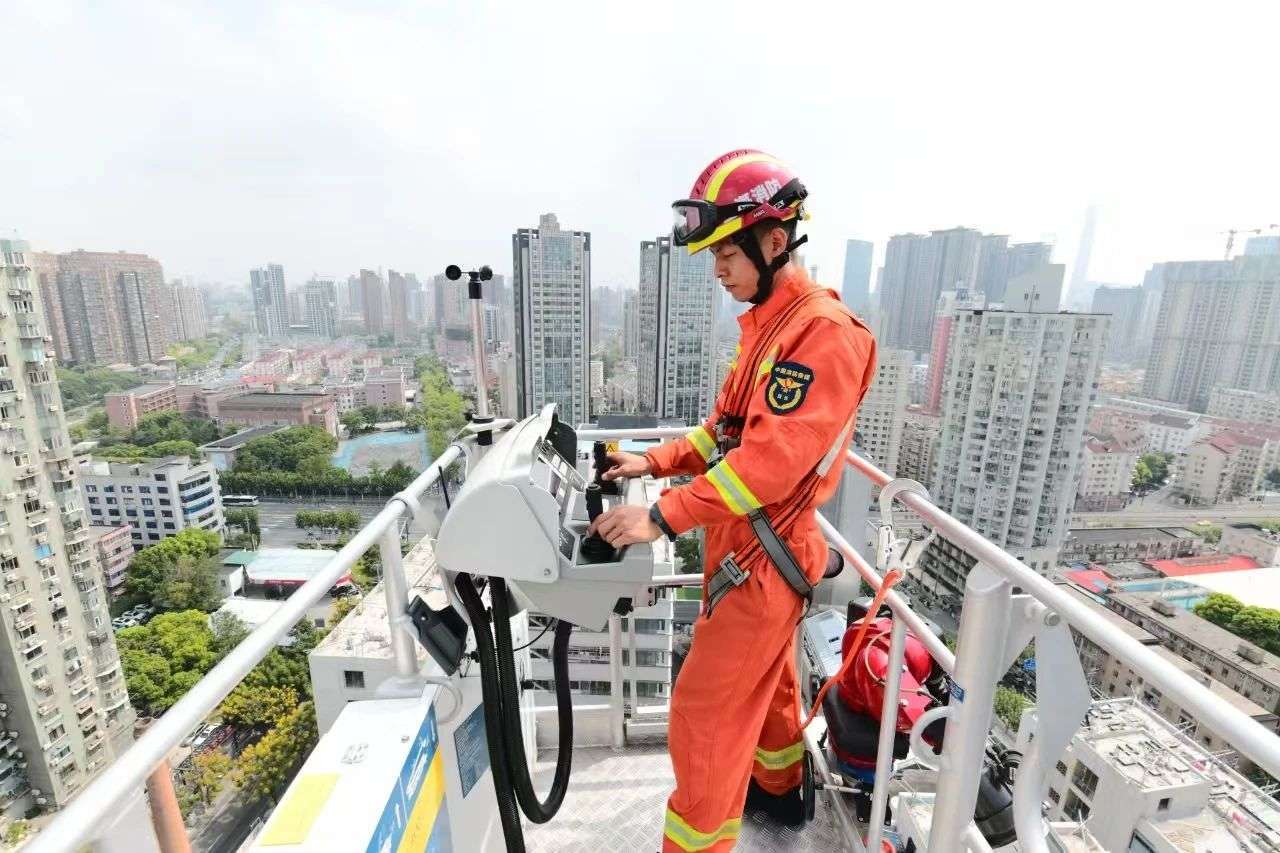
[588,150,878,851]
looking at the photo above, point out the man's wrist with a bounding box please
[648,503,677,542]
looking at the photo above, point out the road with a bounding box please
[253,494,449,548]
[192,785,271,853]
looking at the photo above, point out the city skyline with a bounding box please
[5,4,1278,296]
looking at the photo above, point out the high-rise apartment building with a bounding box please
[172,283,208,341]
[1065,204,1098,309]
[511,214,591,425]
[358,270,386,336]
[404,273,424,328]
[840,239,873,316]
[1089,284,1144,363]
[854,348,911,476]
[1003,242,1054,297]
[975,234,1010,302]
[30,253,68,362]
[0,240,135,816]
[42,250,172,365]
[1207,387,1280,426]
[636,237,719,424]
[925,265,1106,594]
[1143,256,1280,412]
[623,290,640,359]
[303,279,338,340]
[1244,235,1280,256]
[898,408,941,486]
[386,270,409,342]
[250,264,287,339]
[924,289,982,414]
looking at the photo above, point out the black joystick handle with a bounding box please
[580,484,615,562]
[593,442,619,494]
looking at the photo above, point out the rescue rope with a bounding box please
[800,568,903,730]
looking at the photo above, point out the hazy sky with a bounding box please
[6,1,1279,293]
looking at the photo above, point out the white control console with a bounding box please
[435,405,656,630]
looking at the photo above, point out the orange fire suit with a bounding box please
[645,266,877,851]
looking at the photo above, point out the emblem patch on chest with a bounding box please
[765,361,814,414]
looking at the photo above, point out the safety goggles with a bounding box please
[670,178,808,247]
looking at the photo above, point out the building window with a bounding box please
[1062,791,1090,822]
[344,670,365,689]
[1071,764,1099,799]
[1157,797,1170,812]
[1129,833,1158,853]
[139,486,151,493]
[1055,760,1069,775]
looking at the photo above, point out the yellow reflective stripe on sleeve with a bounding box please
[754,741,805,771]
[706,460,763,516]
[686,426,716,463]
[664,809,741,851]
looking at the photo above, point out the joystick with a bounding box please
[593,442,620,495]
[580,484,616,562]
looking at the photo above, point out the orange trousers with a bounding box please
[662,559,807,852]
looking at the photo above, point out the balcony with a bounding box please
[24,429,1280,853]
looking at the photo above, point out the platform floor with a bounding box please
[526,744,849,852]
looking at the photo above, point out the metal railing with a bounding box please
[30,425,1280,853]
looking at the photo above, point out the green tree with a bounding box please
[674,535,702,571]
[340,410,366,436]
[993,685,1030,730]
[1195,592,1244,628]
[146,439,201,459]
[1189,522,1222,545]
[117,610,219,713]
[154,554,222,612]
[1229,606,1280,655]
[218,685,300,728]
[188,750,233,809]
[125,527,224,607]
[233,702,318,804]
[4,820,29,845]
[210,612,250,659]
[330,595,359,626]
[225,508,261,549]
[1130,458,1152,491]
[54,366,139,408]
[86,409,110,434]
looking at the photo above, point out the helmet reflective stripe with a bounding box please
[703,152,782,203]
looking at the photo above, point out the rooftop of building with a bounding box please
[79,455,208,477]
[1179,567,1280,611]
[363,366,405,381]
[199,424,287,450]
[1057,583,1159,643]
[224,548,345,585]
[88,523,133,543]
[1147,554,1261,578]
[1077,699,1280,848]
[1107,592,1280,686]
[1097,560,1164,580]
[311,537,443,664]
[216,391,333,409]
[1063,569,1116,595]
[112,382,174,398]
[1147,413,1196,428]
[1227,522,1280,540]
[1205,430,1266,453]
[1064,526,1199,546]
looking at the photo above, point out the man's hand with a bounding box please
[601,451,651,481]
[586,505,662,547]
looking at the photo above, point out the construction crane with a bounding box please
[1222,224,1280,259]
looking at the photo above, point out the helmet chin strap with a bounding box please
[733,230,810,305]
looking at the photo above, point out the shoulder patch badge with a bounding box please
[765,361,814,415]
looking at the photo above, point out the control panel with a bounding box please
[434,405,656,629]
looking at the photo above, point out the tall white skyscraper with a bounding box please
[924,264,1106,595]
[636,237,719,424]
[1066,204,1098,309]
[841,239,873,316]
[511,214,591,425]
[172,282,208,341]
[249,263,287,338]
[304,279,338,339]
[0,240,135,816]
[1143,256,1280,412]
[854,348,911,476]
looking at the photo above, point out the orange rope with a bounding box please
[801,568,903,730]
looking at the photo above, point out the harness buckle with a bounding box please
[718,553,750,587]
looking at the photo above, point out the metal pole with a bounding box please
[627,615,638,715]
[927,563,1011,853]
[379,523,419,678]
[467,281,491,422]
[608,613,625,748]
[866,618,908,853]
[145,763,191,853]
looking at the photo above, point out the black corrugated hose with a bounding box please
[454,573,575,853]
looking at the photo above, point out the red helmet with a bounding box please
[672,150,808,255]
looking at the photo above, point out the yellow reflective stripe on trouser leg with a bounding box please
[686,426,716,463]
[705,460,763,516]
[664,809,741,851]
[754,741,804,771]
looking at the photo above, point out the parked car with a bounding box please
[328,584,359,598]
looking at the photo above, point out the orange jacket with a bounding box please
[646,266,877,580]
